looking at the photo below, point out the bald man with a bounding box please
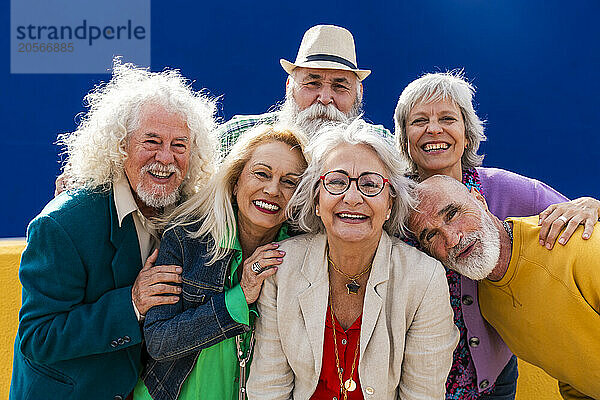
[407,175,600,400]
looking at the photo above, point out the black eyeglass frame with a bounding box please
[319,171,390,197]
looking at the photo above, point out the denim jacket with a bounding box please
[141,222,250,400]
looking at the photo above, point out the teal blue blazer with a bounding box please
[10,188,145,400]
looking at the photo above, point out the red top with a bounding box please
[311,304,363,400]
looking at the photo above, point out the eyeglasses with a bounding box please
[319,171,389,197]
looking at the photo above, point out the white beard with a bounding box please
[278,95,361,138]
[446,212,501,280]
[136,183,180,209]
[135,162,182,209]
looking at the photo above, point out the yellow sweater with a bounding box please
[479,216,600,399]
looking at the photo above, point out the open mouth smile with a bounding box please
[253,200,281,214]
[148,171,174,179]
[336,212,368,223]
[422,142,450,153]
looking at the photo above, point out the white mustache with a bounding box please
[140,162,182,179]
[447,231,479,264]
[296,102,349,123]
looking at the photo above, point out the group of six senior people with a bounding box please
[132,71,599,400]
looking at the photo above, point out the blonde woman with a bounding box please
[133,125,308,400]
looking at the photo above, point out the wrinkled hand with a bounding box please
[132,249,183,316]
[54,172,72,197]
[538,197,600,249]
[239,243,285,304]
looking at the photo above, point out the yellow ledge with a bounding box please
[0,239,562,399]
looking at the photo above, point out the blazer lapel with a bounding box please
[108,191,143,288]
[297,234,330,377]
[360,232,391,358]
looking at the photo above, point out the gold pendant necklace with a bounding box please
[344,378,357,392]
[327,254,372,295]
[329,295,360,400]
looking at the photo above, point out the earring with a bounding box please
[316,207,320,216]
[386,212,391,220]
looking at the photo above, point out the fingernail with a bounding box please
[276,258,283,262]
[559,238,565,245]
[279,250,286,255]
[583,234,589,239]
[272,243,279,247]
[545,243,552,250]
[176,267,182,273]
[539,240,544,246]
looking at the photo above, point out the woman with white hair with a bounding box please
[247,119,459,400]
[394,71,600,399]
[132,124,308,400]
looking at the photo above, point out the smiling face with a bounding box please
[406,97,466,181]
[290,67,361,114]
[408,177,501,280]
[317,143,393,248]
[234,141,306,235]
[124,103,191,214]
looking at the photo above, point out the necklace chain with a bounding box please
[503,220,513,242]
[329,295,360,400]
[328,254,372,295]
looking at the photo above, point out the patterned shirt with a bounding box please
[444,169,495,399]
[215,111,393,156]
[405,169,495,399]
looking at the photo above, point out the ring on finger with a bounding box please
[557,216,569,225]
[251,261,262,274]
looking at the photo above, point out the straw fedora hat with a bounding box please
[280,25,371,81]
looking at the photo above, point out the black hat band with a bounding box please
[303,54,357,70]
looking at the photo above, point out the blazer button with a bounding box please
[114,396,123,400]
[110,340,118,348]
[365,387,374,395]
[462,295,474,305]
[117,337,125,345]
[469,337,480,347]
[479,379,490,389]
[124,335,131,343]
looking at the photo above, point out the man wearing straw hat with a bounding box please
[218,24,390,155]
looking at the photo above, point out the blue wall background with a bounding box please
[3,0,599,237]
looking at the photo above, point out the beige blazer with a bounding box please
[247,231,458,399]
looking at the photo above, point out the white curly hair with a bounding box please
[58,57,218,198]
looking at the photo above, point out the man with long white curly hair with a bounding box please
[10,58,218,400]
[217,24,390,155]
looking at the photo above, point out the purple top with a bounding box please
[464,167,568,391]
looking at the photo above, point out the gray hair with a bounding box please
[287,118,415,237]
[165,123,308,264]
[58,57,218,198]
[276,72,363,140]
[393,70,486,175]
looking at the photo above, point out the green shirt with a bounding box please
[133,224,290,400]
